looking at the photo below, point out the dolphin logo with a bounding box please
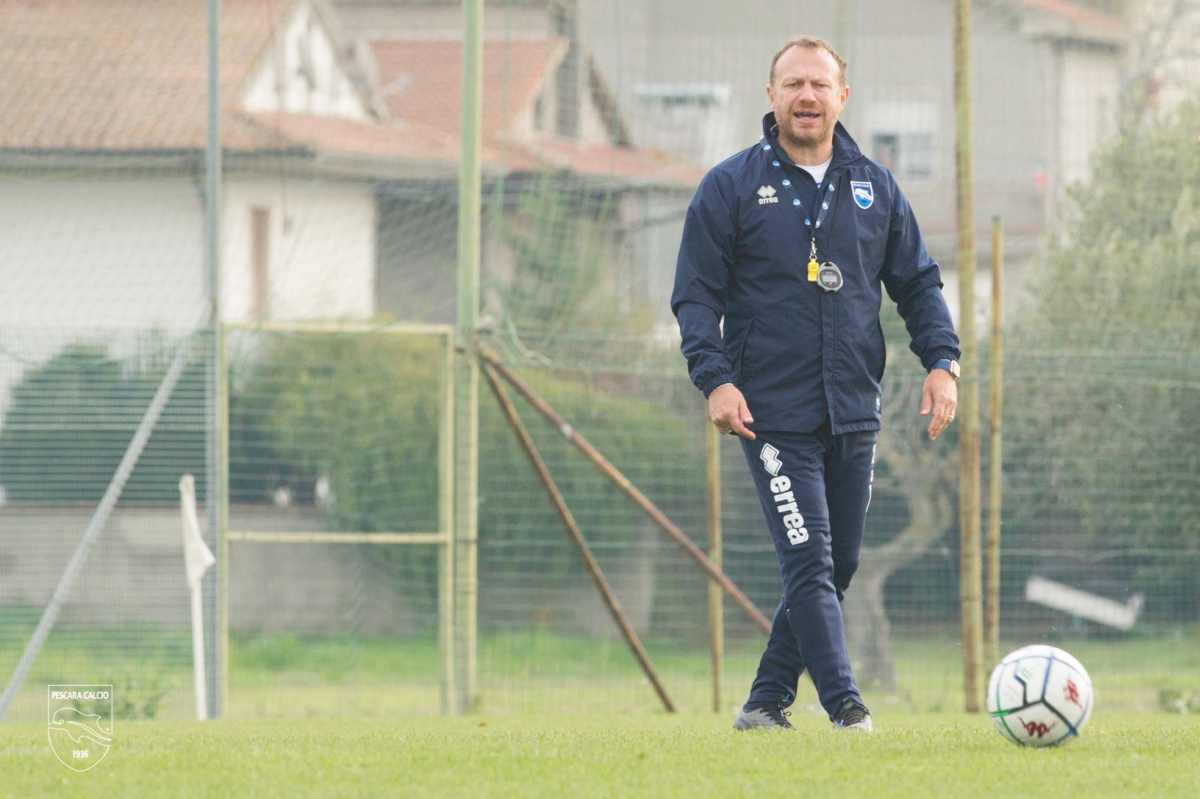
[850,180,874,209]
[47,685,113,772]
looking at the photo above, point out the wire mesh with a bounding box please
[1,0,1197,723]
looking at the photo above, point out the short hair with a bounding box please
[769,36,847,85]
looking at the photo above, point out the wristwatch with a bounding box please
[931,358,960,380]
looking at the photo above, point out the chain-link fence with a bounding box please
[2,0,1198,722]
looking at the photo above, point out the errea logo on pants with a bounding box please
[759,444,808,545]
[759,443,782,475]
[770,474,809,545]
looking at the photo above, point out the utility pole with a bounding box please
[205,0,224,719]
[831,0,856,129]
[985,218,1005,669]
[953,0,984,713]
[454,0,484,713]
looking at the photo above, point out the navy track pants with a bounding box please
[739,424,877,719]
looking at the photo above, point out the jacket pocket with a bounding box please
[874,318,887,382]
[733,318,755,385]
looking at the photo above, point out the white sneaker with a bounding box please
[733,705,793,731]
[831,701,873,732]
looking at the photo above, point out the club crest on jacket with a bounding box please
[850,180,874,209]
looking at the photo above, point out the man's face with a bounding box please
[766,46,849,154]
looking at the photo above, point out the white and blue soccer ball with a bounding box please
[986,645,1094,747]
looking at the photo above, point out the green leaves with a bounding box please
[1004,98,1200,620]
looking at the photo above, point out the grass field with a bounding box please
[4,626,1198,721]
[1,711,1197,798]
[3,626,1197,796]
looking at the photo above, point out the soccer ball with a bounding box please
[986,645,1094,747]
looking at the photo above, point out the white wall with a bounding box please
[0,175,208,419]
[242,0,370,120]
[1058,44,1121,189]
[0,176,207,331]
[0,173,377,332]
[222,176,376,323]
[0,171,377,419]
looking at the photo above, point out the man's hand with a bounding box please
[708,383,756,440]
[920,369,958,441]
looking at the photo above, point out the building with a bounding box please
[338,0,1139,325]
[1127,0,1200,115]
[0,0,413,336]
[335,0,701,327]
[0,0,695,411]
[576,0,1132,315]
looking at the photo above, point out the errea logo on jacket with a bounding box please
[756,185,778,205]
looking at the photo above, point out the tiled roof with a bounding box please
[2,0,272,152]
[1022,0,1127,43]
[0,1,698,186]
[534,137,705,187]
[372,38,569,144]
[0,0,460,167]
[370,36,701,187]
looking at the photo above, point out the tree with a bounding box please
[0,341,207,503]
[238,332,704,625]
[1118,0,1200,133]
[1005,98,1200,621]
[492,175,620,357]
[843,313,958,689]
[847,99,1200,689]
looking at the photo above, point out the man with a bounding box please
[671,37,960,732]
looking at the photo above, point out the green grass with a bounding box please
[3,628,1197,796]
[3,628,1197,721]
[1,712,1197,798]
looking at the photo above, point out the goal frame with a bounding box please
[217,321,458,715]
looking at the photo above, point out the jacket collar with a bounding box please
[761,112,863,169]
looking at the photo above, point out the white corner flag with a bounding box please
[179,474,215,720]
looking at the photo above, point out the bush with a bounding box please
[235,332,706,624]
[1002,100,1200,621]
[0,341,208,503]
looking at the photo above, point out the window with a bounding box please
[250,207,270,321]
[633,83,734,167]
[871,132,934,180]
[869,99,936,181]
[634,83,730,109]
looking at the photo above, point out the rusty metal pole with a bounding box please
[479,349,771,634]
[706,423,724,713]
[985,217,1005,669]
[482,362,677,713]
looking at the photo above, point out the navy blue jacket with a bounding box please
[671,113,961,434]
